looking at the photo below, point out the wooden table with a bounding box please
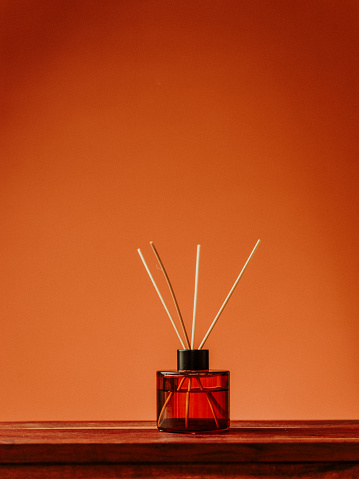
[1,421,359,478]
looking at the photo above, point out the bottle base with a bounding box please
[158,418,230,434]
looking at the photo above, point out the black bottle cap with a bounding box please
[177,349,209,371]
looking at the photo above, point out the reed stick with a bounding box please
[137,248,186,349]
[195,377,219,428]
[198,239,261,350]
[157,376,186,426]
[191,244,201,349]
[150,242,190,349]
[185,377,192,429]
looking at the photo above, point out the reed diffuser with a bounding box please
[138,240,260,433]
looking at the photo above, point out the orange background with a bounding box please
[1,1,358,421]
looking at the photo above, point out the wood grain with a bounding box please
[1,421,359,478]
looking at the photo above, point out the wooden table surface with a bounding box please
[1,420,359,478]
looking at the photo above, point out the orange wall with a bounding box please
[1,0,359,420]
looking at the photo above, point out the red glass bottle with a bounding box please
[157,349,230,433]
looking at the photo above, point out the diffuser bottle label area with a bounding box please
[157,371,229,433]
